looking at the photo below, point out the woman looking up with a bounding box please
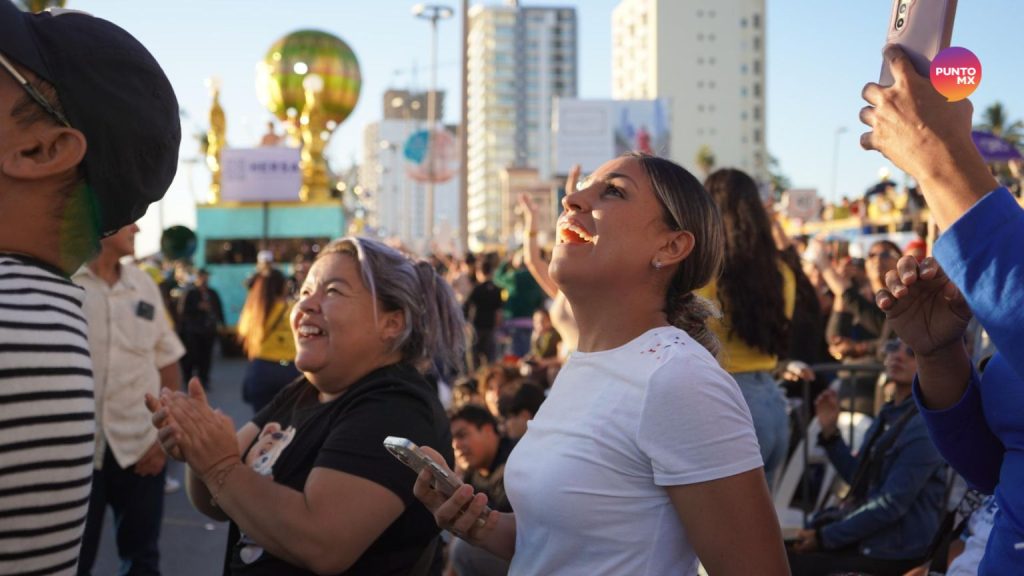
[416,153,789,575]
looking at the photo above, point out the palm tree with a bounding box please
[695,145,716,177]
[976,102,1024,147]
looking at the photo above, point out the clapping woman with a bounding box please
[149,237,462,575]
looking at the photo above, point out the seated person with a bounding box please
[476,364,519,420]
[497,381,546,440]
[448,405,516,576]
[519,308,562,387]
[788,339,947,576]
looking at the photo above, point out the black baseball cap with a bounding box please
[0,2,180,236]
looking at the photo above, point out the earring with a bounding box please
[652,260,663,270]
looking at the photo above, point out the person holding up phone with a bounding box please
[863,41,1024,573]
[149,237,461,575]
[414,153,789,575]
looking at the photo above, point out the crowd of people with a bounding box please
[0,4,1020,576]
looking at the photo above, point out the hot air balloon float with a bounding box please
[191,30,362,325]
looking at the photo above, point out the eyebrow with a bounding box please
[603,171,639,188]
[322,276,354,288]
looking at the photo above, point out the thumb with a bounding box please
[188,377,207,402]
[144,393,160,414]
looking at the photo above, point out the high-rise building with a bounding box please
[612,0,767,181]
[467,1,577,250]
[361,90,460,250]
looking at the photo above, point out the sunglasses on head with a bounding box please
[0,51,72,128]
[884,340,914,357]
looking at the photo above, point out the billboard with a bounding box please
[221,147,301,202]
[555,98,671,174]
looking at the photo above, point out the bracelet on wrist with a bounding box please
[206,461,242,506]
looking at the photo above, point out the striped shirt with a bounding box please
[0,255,94,575]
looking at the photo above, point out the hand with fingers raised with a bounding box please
[874,255,972,359]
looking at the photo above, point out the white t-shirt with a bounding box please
[504,326,763,576]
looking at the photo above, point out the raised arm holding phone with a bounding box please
[862,22,1024,573]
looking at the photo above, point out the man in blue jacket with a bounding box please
[788,338,946,575]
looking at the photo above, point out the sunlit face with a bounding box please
[866,242,900,291]
[503,410,530,440]
[451,419,498,472]
[291,252,401,395]
[532,310,551,334]
[101,222,138,259]
[549,157,678,292]
[883,340,917,387]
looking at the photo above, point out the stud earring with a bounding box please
[652,260,663,270]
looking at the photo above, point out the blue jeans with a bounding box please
[78,447,165,575]
[733,371,790,485]
[242,359,300,415]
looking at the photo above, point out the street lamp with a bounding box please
[831,127,848,203]
[412,3,454,243]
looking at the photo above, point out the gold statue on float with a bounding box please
[299,74,329,202]
[206,78,226,204]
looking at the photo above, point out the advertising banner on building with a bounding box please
[221,147,302,202]
[554,98,671,174]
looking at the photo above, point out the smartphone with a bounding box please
[383,436,463,498]
[879,0,958,86]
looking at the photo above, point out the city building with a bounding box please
[467,1,577,250]
[361,90,460,250]
[612,0,767,181]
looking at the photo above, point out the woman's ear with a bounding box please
[378,308,407,342]
[1,126,86,181]
[657,230,695,267]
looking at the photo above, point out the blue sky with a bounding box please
[70,0,1024,255]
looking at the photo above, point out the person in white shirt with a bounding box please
[73,223,184,575]
[415,152,789,575]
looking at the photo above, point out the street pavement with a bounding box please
[92,351,254,575]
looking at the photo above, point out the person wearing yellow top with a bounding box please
[698,169,794,487]
[237,268,299,413]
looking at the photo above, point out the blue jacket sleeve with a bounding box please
[823,429,865,485]
[819,422,945,550]
[913,363,1006,493]
[933,187,1024,380]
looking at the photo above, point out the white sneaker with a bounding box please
[164,475,182,494]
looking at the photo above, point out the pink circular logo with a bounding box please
[930,47,981,102]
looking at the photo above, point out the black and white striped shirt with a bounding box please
[0,255,94,575]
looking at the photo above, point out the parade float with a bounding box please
[193,30,361,324]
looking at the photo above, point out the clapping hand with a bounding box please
[147,378,239,482]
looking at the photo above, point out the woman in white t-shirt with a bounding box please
[415,153,789,575]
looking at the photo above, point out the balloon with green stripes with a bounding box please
[256,29,362,126]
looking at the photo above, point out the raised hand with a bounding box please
[814,389,840,438]
[875,256,972,358]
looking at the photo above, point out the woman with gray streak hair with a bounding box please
[149,236,461,575]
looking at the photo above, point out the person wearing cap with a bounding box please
[73,222,185,575]
[0,3,179,574]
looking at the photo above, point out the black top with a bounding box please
[226,363,454,576]
[462,436,516,513]
[178,285,225,334]
[464,280,503,331]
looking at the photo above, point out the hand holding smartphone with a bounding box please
[385,436,492,532]
[879,0,957,86]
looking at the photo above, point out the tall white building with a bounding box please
[467,1,577,250]
[361,91,459,250]
[612,0,767,181]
